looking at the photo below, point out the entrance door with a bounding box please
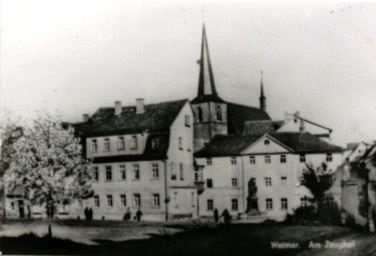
[18,200,25,218]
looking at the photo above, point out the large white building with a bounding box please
[4,25,345,221]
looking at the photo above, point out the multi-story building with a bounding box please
[194,133,343,221]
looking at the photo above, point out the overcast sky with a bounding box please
[1,0,376,146]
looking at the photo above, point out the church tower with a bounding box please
[191,25,228,151]
[259,71,266,112]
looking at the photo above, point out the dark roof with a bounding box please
[191,94,225,104]
[75,99,188,137]
[92,132,170,163]
[346,142,361,151]
[194,134,261,157]
[195,132,344,157]
[272,120,284,130]
[243,120,275,135]
[269,132,344,154]
[227,102,271,134]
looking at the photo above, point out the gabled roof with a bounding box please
[269,132,343,154]
[227,102,271,134]
[195,132,344,157]
[243,120,275,135]
[92,132,170,163]
[194,134,261,157]
[74,99,188,137]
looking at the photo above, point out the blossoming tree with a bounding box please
[5,114,93,236]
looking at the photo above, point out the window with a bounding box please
[281,198,288,210]
[266,198,273,210]
[132,164,140,180]
[119,165,126,180]
[301,196,309,207]
[191,192,195,207]
[152,194,160,208]
[104,138,110,151]
[105,166,112,181]
[195,172,203,182]
[265,177,272,186]
[206,158,212,166]
[151,139,159,149]
[171,162,176,180]
[117,137,125,150]
[120,194,127,207]
[180,163,184,180]
[207,199,213,211]
[300,154,306,163]
[280,155,286,163]
[216,105,222,121]
[10,202,15,210]
[197,107,203,122]
[91,139,98,152]
[231,157,237,165]
[265,155,271,164]
[185,115,190,127]
[133,194,141,208]
[249,156,256,164]
[107,195,113,207]
[232,178,238,187]
[178,137,183,150]
[231,199,238,211]
[207,179,213,188]
[264,139,270,145]
[281,176,287,185]
[93,167,99,181]
[94,195,100,207]
[131,136,137,150]
[326,153,333,162]
[152,163,159,179]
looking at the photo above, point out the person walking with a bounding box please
[136,208,143,221]
[123,207,131,221]
[221,209,231,224]
[213,208,219,223]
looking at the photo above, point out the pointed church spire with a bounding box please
[197,24,217,96]
[192,25,224,104]
[259,71,266,112]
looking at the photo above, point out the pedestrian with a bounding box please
[136,208,143,221]
[214,208,219,223]
[123,207,131,221]
[221,208,231,224]
[88,207,93,220]
[84,207,89,220]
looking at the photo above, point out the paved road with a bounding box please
[297,233,376,256]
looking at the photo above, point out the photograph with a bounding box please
[1,0,376,255]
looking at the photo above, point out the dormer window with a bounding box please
[216,105,222,121]
[152,138,159,149]
[117,137,125,150]
[131,136,138,150]
[104,138,110,151]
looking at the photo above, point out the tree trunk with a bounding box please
[48,221,52,238]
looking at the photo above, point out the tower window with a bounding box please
[197,107,203,122]
[216,105,222,121]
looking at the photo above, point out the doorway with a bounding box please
[18,200,25,218]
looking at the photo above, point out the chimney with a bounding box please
[136,98,144,114]
[115,101,122,116]
[82,114,89,122]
